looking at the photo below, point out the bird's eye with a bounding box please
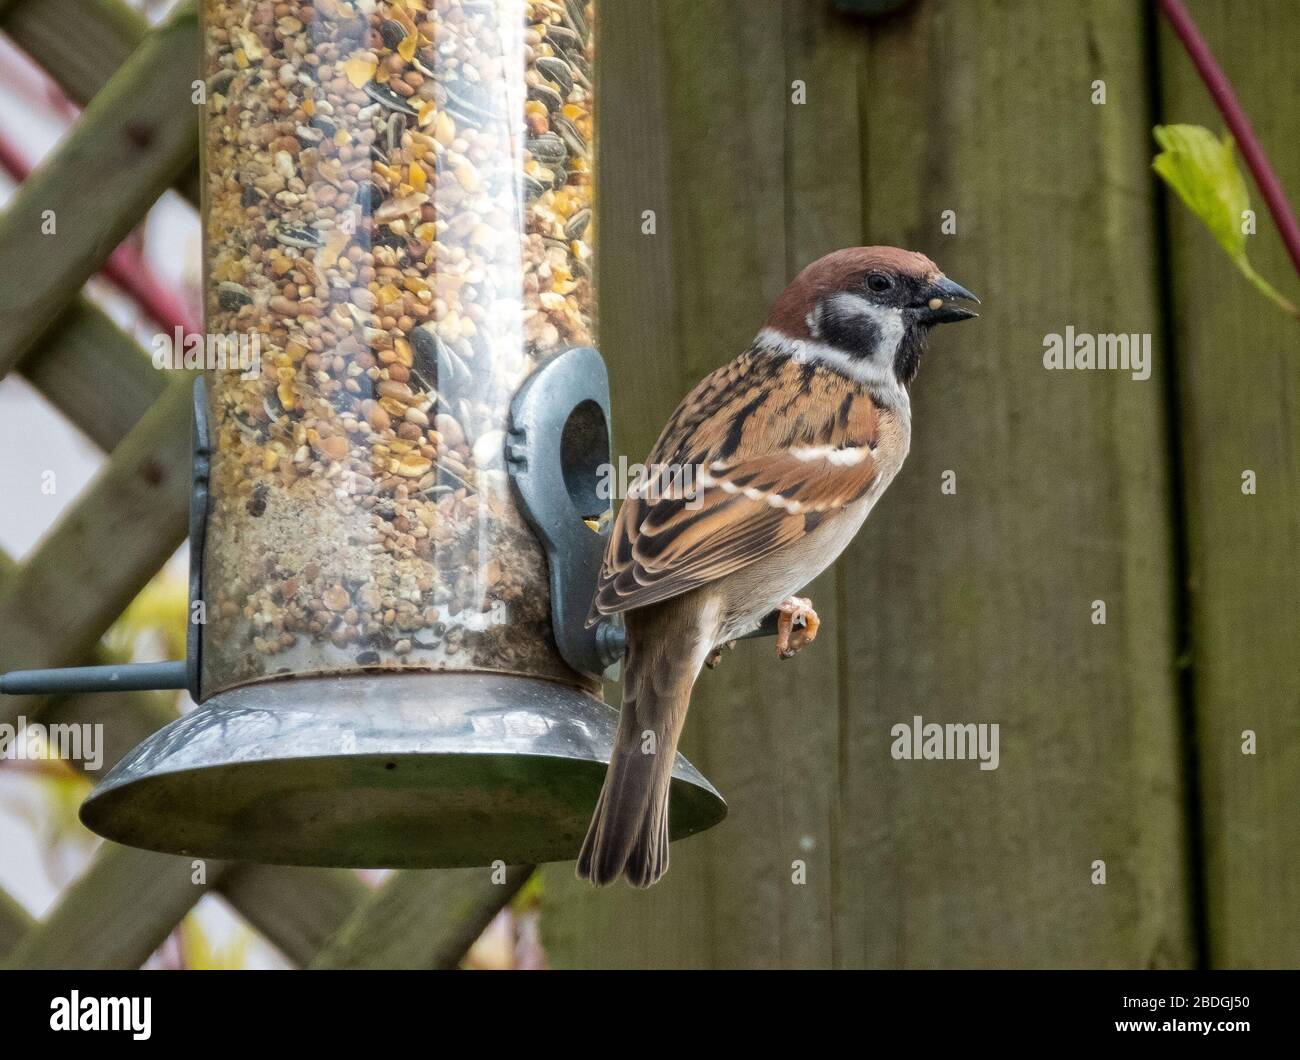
[867,273,892,293]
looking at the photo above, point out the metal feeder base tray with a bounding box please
[79,672,727,869]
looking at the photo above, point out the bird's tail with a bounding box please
[576,605,708,888]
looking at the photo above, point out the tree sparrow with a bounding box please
[577,247,979,887]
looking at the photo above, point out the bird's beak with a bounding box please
[916,275,980,325]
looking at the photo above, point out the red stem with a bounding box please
[0,134,29,188]
[1159,0,1300,278]
[104,244,202,337]
[0,40,80,122]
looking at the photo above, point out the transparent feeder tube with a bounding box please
[199,0,596,696]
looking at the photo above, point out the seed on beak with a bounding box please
[928,297,943,311]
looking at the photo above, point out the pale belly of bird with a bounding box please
[713,467,899,645]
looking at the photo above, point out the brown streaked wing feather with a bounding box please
[592,353,881,616]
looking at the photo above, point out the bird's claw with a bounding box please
[705,640,737,669]
[775,596,820,659]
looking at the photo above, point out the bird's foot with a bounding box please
[775,596,820,659]
[705,640,737,669]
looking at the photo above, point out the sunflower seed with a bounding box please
[218,281,253,310]
[545,25,581,51]
[275,224,322,249]
[527,81,563,114]
[410,324,448,391]
[563,0,591,42]
[564,208,591,241]
[567,54,593,90]
[552,113,587,158]
[522,172,548,201]
[536,56,574,97]
[364,81,419,117]
[526,132,567,166]
[311,114,338,138]
[264,390,286,421]
[379,19,407,50]
[386,112,407,156]
[208,69,236,96]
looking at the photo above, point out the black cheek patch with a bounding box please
[820,298,881,358]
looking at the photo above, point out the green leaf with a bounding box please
[1153,124,1298,319]
[1153,124,1249,260]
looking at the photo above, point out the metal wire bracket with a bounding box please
[185,375,211,701]
[0,377,210,699]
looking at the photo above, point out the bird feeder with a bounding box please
[0,0,729,868]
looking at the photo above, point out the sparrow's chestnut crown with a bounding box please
[768,247,978,331]
[766,246,979,388]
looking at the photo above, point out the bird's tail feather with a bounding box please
[576,607,706,888]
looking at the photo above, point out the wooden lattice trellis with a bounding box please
[0,0,528,970]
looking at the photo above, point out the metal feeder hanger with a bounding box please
[0,354,746,869]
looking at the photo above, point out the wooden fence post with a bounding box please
[542,0,1194,969]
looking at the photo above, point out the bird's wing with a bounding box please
[592,350,883,616]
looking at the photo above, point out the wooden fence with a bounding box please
[0,0,1295,968]
[540,0,1298,969]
